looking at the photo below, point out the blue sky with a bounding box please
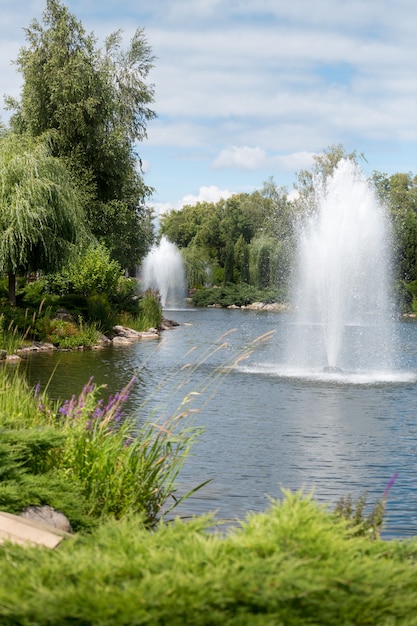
[1,0,416,213]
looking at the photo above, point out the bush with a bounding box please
[45,243,124,297]
[0,493,417,624]
[117,289,163,331]
[191,284,286,308]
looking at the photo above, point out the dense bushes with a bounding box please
[1,492,417,624]
[190,284,287,308]
[0,244,164,351]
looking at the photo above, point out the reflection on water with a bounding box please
[22,309,417,538]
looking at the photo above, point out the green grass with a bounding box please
[0,365,204,530]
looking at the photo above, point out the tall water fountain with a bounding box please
[284,158,398,381]
[141,236,186,309]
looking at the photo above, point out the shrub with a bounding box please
[118,289,163,331]
[86,294,115,330]
[45,243,124,297]
[0,493,417,624]
[0,365,204,530]
[190,284,286,308]
[41,316,101,349]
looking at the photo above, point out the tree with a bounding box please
[0,132,87,304]
[294,144,362,213]
[373,170,417,283]
[5,0,156,269]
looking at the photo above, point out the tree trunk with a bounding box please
[8,272,16,305]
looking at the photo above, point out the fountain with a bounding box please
[285,158,397,379]
[141,236,186,309]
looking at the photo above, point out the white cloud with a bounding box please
[212,146,268,170]
[274,152,316,171]
[212,147,316,173]
[151,185,234,215]
[182,185,234,205]
[1,0,416,202]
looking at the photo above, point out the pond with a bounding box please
[21,308,417,538]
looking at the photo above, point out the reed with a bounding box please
[54,376,203,523]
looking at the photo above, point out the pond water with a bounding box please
[21,308,417,539]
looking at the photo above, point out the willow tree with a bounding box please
[0,132,87,304]
[5,0,156,270]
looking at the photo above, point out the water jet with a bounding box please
[141,236,186,309]
[284,158,397,380]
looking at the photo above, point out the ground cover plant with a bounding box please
[0,272,163,354]
[1,493,417,624]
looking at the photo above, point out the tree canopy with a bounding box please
[160,183,296,290]
[0,131,87,303]
[5,0,156,270]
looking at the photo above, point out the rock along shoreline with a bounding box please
[1,317,180,363]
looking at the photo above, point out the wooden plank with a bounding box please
[0,512,70,549]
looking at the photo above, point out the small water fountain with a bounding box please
[285,158,397,380]
[141,236,186,309]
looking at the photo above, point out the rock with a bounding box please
[112,325,143,339]
[138,330,159,339]
[160,318,179,330]
[21,505,72,533]
[16,342,56,355]
[112,325,159,342]
[54,309,75,322]
[241,302,289,312]
[112,335,134,345]
[0,511,70,549]
[97,334,112,346]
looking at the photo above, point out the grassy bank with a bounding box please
[0,366,202,530]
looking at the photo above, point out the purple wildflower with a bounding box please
[384,472,398,498]
[58,374,137,431]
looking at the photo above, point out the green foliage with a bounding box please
[0,492,416,624]
[0,314,26,354]
[54,376,201,523]
[191,284,285,308]
[160,187,298,291]
[181,244,211,288]
[0,364,202,530]
[44,317,100,349]
[86,293,114,330]
[117,289,162,330]
[334,492,386,540]
[46,243,124,297]
[7,0,156,268]
[0,131,88,302]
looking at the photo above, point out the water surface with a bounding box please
[22,308,417,538]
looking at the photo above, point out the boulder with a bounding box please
[21,505,72,533]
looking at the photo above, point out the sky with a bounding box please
[1,0,416,214]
